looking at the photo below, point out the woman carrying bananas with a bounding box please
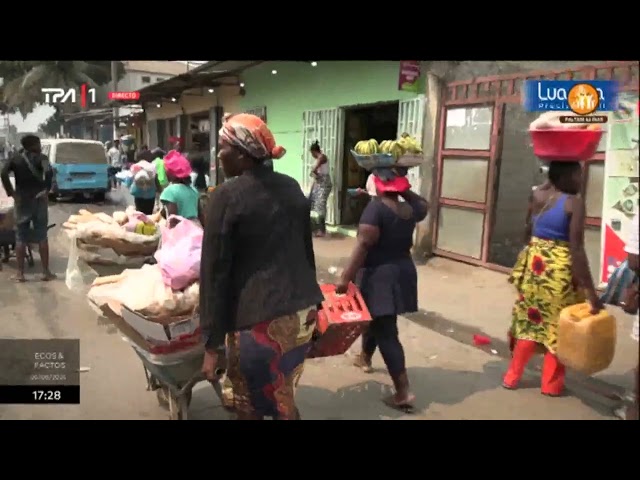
[308,140,332,237]
[336,168,428,411]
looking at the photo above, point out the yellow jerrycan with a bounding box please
[556,303,616,375]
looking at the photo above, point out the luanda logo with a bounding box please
[523,80,617,115]
[568,83,600,115]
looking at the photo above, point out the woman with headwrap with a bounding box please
[308,141,332,237]
[199,114,323,420]
[159,152,199,222]
[336,167,428,411]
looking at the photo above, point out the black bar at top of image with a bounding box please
[0,385,80,404]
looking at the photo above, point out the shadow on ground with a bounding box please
[295,362,504,420]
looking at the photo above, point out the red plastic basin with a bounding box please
[530,128,603,162]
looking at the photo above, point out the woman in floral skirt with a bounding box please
[505,161,603,396]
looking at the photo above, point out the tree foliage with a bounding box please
[0,61,125,116]
[39,106,65,137]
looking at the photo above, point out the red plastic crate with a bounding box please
[307,283,372,359]
[530,128,603,161]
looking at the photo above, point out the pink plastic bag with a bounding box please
[154,216,203,290]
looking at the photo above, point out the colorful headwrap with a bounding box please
[373,176,411,194]
[164,151,192,179]
[169,136,184,147]
[219,113,286,161]
[372,166,411,193]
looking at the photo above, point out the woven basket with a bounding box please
[78,236,159,257]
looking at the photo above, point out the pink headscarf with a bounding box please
[164,152,192,179]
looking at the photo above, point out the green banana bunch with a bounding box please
[379,139,406,160]
[399,132,423,153]
[389,141,405,160]
[354,140,369,155]
[354,139,380,155]
[379,140,393,153]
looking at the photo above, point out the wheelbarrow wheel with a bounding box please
[169,391,191,420]
[156,387,170,410]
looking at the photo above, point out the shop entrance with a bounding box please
[340,102,399,226]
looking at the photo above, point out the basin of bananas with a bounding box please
[352,133,424,171]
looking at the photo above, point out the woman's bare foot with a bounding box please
[353,353,373,373]
[41,271,57,281]
[383,392,416,412]
[12,274,26,283]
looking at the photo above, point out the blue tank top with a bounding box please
[532,194,570,241]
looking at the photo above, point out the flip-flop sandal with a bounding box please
[502,383,517,390]
[383,394,416,413]
[41,273,58,282]
[12,276,27,283]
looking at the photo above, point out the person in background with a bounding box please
[199,113,323,420]
[308,140,332,237]
[107,139,123,189]
[168,136,186,156]
[504,161,603,396]
[150,148,168,191]
[160,153,199,222]
[0,135,56,282]
[136,146,155,163]
[620,211,639,420]
[337,170,427,410]
[189,156,209,193]
[122,165,157,215]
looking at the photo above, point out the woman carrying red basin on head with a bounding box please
[504,112,604,397]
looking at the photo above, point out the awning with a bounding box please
[105,60,265,107]
[62,108,113,123]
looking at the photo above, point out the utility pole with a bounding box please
[111,61,119,139]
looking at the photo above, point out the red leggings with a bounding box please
[504,339,565,396]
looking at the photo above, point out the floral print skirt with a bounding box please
[224,308,317,419]
[508,237,585,354]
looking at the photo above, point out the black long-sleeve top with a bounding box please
[1,151,53,199]
[199,164,323,351]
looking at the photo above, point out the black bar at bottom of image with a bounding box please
[0,385,80,404]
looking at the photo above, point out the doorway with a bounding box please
[340,102,399,226]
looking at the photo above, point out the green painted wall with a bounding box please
[238,61,423,183]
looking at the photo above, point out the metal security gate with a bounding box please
[397,95,426,195]
[209,106,224,185]
[301,108,345,225]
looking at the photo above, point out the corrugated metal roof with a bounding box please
[106,61,264,106]
[123,61,190,76]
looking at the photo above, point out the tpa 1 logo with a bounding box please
[41,84,97,108]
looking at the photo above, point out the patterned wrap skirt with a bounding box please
[508,237,585,354]
[309,174,332,219]
[224,308,317,419]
